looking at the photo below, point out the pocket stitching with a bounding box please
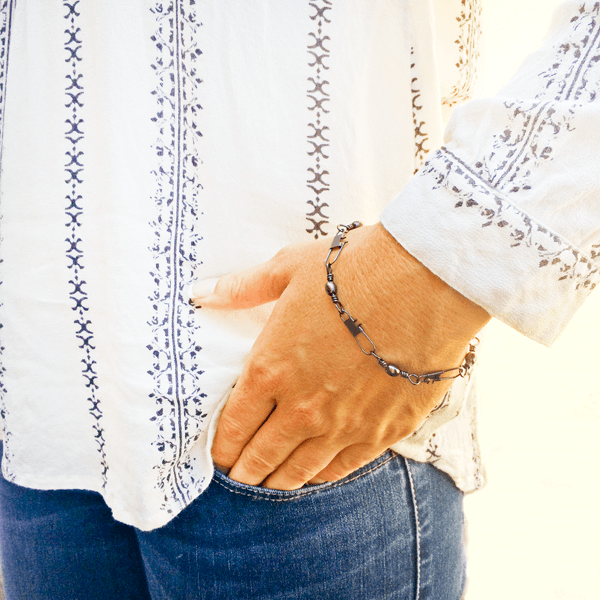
[212,452,397,502]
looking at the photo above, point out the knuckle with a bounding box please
[288,402,326,433]
[212,420,248,467]
[331,415,363,439]
[217,413,248,444]
[243,359,277,392]
[286,461,317,483]
[225,274,247,306]
[242,450,276,475]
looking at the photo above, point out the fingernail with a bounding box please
[192,277,219,298]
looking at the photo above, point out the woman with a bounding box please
[0,1,598,598]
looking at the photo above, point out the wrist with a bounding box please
[333,222,490,374]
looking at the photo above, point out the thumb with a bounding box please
[190,250,294,310]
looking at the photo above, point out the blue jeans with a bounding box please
[0,449,465,599]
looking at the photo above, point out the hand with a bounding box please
[198,223,490,489]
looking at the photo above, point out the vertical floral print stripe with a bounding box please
[411,47,430,173]
[442,0,482,107]
[306,0,332,239]
[63,0,108,483]
[148,0,206,513]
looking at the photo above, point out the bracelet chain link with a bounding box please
[324,222,478,385]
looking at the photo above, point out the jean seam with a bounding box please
[212,453,398,502]
[405,458,421,600]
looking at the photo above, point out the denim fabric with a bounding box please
[0,449,465,599]
[0,472,151,600]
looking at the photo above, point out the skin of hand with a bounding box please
[197,223,490,490]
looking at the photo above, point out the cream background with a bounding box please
[463,1,600,598]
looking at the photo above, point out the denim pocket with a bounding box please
[212,450,397,502]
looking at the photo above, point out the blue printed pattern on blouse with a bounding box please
[63,0,109,484]
[306,0,332,239]
[148,0,206,513]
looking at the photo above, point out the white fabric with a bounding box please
[382,0,600,345]
[0,0,595,531]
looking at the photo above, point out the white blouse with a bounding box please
[0,0,597,531]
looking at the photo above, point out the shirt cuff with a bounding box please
[380,146,598,346]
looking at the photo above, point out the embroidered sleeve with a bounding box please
[382,1,600,345]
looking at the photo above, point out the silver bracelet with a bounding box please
[325,222,478,385]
